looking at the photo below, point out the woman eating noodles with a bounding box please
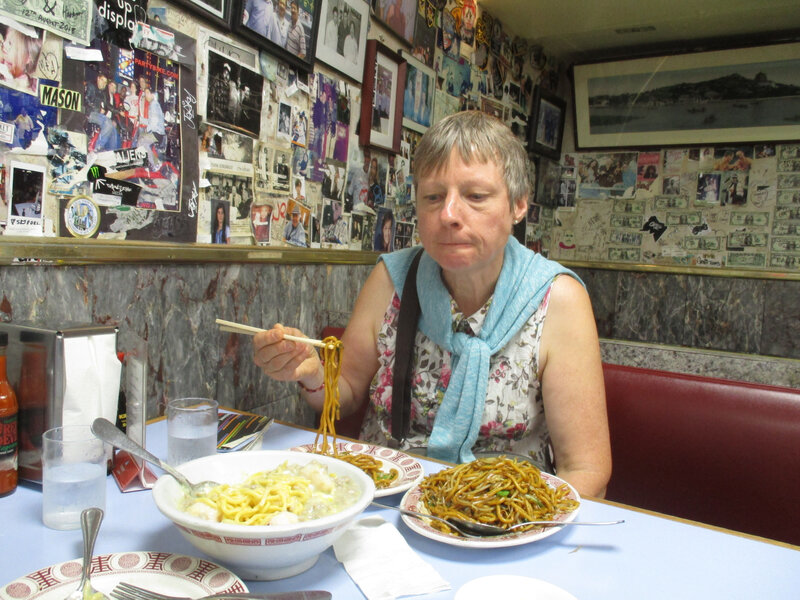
[253,111,611,498]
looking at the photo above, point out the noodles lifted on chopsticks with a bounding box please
[418,456,579,536]
[311,335,399,489]
[313,336,344,455]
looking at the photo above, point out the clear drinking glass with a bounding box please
[167,398,219,465]
[42,425,107,530]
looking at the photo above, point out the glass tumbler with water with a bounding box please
[42,425,107,530]
[167,398,218,465]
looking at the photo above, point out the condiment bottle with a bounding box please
[0,332,19,496]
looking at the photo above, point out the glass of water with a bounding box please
[167,398,219,465]
[42,425,107,530]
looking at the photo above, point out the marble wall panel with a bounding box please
[1,260,798,429]
[574,267,620,338]
[684,276,766,353]
[612,272,689,346]
[760,279,800,359]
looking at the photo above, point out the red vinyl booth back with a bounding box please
[603,363,800,546]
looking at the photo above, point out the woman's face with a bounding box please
[416,149,525,278]
[216,206,225,224]
[369,158,378,180]
[382,218,392,246]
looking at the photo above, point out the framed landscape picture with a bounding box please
[233,0,321,72]
[359,39,406,153]
[314,0,370,82]
[573,41,800,149]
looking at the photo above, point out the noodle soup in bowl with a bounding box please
[152,450,375,580]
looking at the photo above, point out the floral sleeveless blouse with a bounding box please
[359,286,555,471]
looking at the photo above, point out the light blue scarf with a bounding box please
[381,237,580,463]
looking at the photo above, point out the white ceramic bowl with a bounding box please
[152,450,375,580]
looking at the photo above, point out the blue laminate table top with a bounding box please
[2,419,799,599]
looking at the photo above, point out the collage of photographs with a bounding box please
[0,0,798,273]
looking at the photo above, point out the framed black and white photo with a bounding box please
[314,0,369,82]
[573,41,800,149]
[528,86,566,160]
[172,0,233,30]
[233,0,322,72]
[359,39,406,153]
[205,50,265,138]
[400,50,434,133]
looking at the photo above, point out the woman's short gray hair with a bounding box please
[412,111,530,207]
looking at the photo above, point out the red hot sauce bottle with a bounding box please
[0,332,19,496]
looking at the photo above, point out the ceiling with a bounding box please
[478,0,800,63]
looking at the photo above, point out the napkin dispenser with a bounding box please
[0,321,121,483]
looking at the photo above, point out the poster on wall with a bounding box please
[60,40,199,241]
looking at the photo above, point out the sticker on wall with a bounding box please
[63,196,101,238]
[38,84,82,112]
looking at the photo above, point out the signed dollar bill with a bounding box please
[729,212,769,227]
[608,247,641,262]
[728,232,768,247]
[684,236,721,251]
[609,214,643,229]
[728,253,766,267]
[770,254,800,269]
[666,211,702,226]
[0,0,91,45]
[770,236,800,253]
[773,222,800,236]
[654,195,689,210]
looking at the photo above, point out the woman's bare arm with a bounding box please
[538,275,612,498]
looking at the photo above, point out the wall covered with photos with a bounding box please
[528,143,800,272]
[0,0,564,257]
[525,42,800,274]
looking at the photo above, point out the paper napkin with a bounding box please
[333,516,450,600]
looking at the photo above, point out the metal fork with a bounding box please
[111,582,207,600]
[110,582,332,600]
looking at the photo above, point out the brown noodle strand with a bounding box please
[418,456,579,536]
[311,335,399,488]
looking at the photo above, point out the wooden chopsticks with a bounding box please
[215,318,328,348]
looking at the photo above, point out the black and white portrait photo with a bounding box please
[206,50,264,137]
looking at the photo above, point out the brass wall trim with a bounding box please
[560,259,800,281]
[0,237,381,266]
[0,238,798,280]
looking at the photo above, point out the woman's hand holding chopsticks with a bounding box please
[248,323,327,407]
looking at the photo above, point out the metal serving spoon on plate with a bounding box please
[91,417,219,497]
[372,502,624,538]
[65,508,106,600]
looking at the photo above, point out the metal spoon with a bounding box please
[91,417,219,497]
[65,508,106,600]
[372,501,624,538]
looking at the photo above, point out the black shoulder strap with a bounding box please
[390,248,423,446]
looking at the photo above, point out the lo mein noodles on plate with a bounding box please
[418,456,579,536]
